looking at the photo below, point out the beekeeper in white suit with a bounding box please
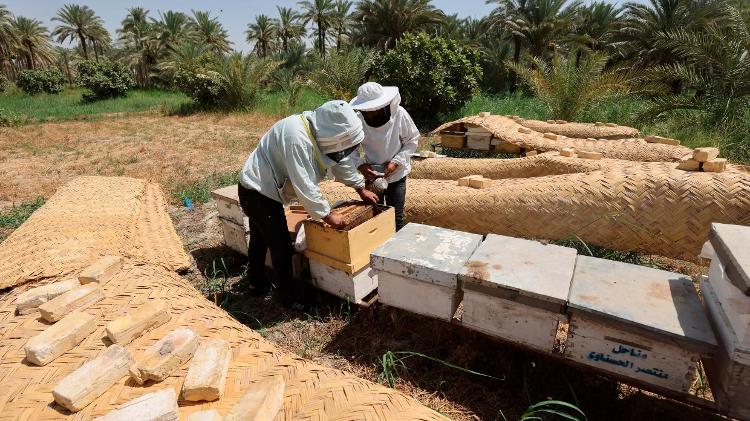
[350,82,420,231]
[238,100,379,306]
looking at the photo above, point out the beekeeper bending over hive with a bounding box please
[238,100,379,306]
[350,82,419,231]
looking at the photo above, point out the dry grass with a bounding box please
[0,112,278,202]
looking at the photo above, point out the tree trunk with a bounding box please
[318,23,325,56]
[79,32,89,60]
[511,38,521,92]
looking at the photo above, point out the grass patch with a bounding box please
[255,88,327,117]
[0,197,45,240]
[172,171,240,204]
[0,87,191,122]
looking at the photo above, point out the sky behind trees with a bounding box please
[2,0,637,51]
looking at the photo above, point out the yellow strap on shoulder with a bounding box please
[299,115,326,172]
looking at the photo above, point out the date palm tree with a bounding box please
[567,2,622,57]
[275,6,305,52]
[119,7,154,86]
[352,0,445,50]
[246,14,277,58]
[0,4,18,78]
[52,4,103,61]
[152,10,194,52]
[12,16,55,70]
[331,0,353,52]
[298,0,336,55]
[191,10,231,55]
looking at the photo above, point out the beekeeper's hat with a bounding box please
[307,100,364,153]
[349,82,400,112]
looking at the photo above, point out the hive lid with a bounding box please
[710,223,750,295]
[211,184,239,204]
[569,256,717,350]
[370,223,482,288]
[458,234,576,307]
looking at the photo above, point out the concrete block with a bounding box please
[693,147,720,162]
[186,410,223,421]
[543,132,562,141]
[459,234,576,310]
[224,376,285,421]
[93,388,179,421]
[309,259,378,304]
[645,135,680,146]
[517,127,532,134]
[38,283,104,322]
[129,327,199,385]
[371,223,482,288]
[15,278,80,315]
[560,148,576,157]
[79,256,123,285]
[52,344,134,412]
[677,158,701,171]
[182,338,232,402]
[577,150,602,160]
[468,177,492,189]
[24,311,96,366]
[703,158,727,173]
[457,175,482,187]
[106,299,171,345]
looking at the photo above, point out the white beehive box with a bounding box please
[458,234,576,352]
[371,223,482,321]
[309,259,378,304]
[219,218,249,255]
[466,134,492,151]
[566,256,717,394]
[700,223,750,419]
[212,185,245,226]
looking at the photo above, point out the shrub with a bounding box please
[372,32,482,127]
[174,68,225,109]
[0,74,9,93]
[75,60,135,102]
[308,48,376,101]
[16,69,65,95]
[0,108,21,127]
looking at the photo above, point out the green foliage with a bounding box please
[377,350,500,389]
[16,68,65,95]
[75,59,135,101]
[174,68,224,109]
[512,51,630,121]
[0,197,45,230]
[519,399,587,421]
[0,74,9,93]
[372,32,482,126]
[173,171,239,204]
[0,107,21,127]
[308,47,375,100]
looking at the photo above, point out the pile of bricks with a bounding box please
[458,175,492,189]
[677,147,727,172]
[559,147,602,160]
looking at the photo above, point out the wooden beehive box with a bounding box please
[309,259,378,304]
[370,223,482,321]
[566,256,717,394]
[212,184,244,226]
[458,234,576,352]
[303,202,394,274]
[440,132,466,149]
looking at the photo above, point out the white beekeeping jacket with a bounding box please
[353,104,420,183]
[239,113,364,220]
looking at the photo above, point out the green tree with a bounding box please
[52,4,104,61]
[152,10,194,52]
[0,5,18,78]
[275,6,306,52]
[212,52,279,109]
[246,15,277,58]
[12,16,54,70]
[118,7,154,86]
[567,2,622,58]
[308,47,375,100]
[331,0,353,51]
[298,0,336,55]
[372,32,482,125]
[513,51,630,120]
[190,10,231,55]
[352,0,444,50]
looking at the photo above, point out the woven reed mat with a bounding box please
[322,160,750,260]
[0,262,445,420]
[410,154,603,180]
[517,119,640,139]
[432,115,692,162]
[0,176,191,290]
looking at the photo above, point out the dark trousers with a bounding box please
[237,184,300,304]
[379,176,407,231]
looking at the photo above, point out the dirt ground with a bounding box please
[2,115,721,420]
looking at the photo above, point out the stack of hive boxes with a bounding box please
[701,223,750,419]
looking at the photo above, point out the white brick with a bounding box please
[79,256,123,285]
[15,278,80,315]
[224,376,285,421]
[52,344,134,412]
[106,299,171,345]
[93,388,178,421]
[129,328,199,385]
[38,283,104,322]
[182,338,232,401]
[24,312,96,366]
[560,148,576,157]
[577,150,602,160]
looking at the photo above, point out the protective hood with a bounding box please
[304,100,364,154]
[350,82,400,113]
